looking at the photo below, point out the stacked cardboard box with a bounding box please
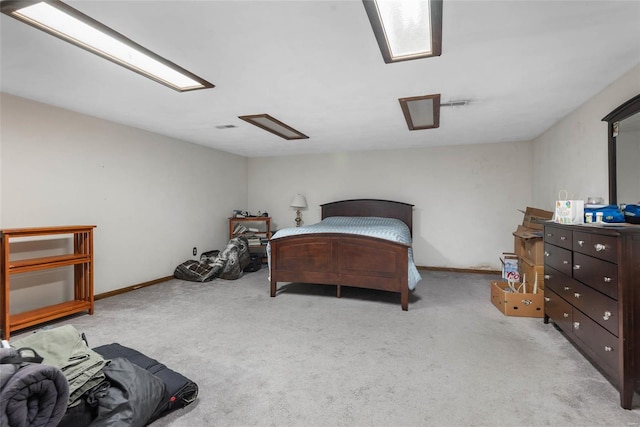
[492,207,553,318]
[513,207,553,292]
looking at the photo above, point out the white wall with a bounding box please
[532,64,640,210]
[248,141,533,270]
[1,93,248,312]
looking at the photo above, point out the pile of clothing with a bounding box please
[3,325,198,427]
[174,236,252,282]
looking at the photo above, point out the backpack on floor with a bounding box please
[243,254,262,273]
[173,260,219,282]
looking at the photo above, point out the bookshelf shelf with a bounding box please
[228,217,271,262]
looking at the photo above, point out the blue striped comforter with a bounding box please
[269,216,421,290]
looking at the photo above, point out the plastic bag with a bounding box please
[584,205,625,223]
[554,190,584,224]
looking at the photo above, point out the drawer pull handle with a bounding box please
[560,236,566,241]
[544,274,550,280]
[604,346,613,352]
[544,251,550,257]
[547,233,553,237]
[564,286,571,291]
[563,260,569,264]
[573,264,581,270]
[563,313,569,318]
[544,297,550,302]
[604,277,612,283]
[574,292,581,299]
[578,240,585,246]
[603,311,612,321]
[573,322,580,330]
[595,243,606,252]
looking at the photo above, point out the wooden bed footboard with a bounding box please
[269,233,410,310]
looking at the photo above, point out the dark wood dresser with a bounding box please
[543,222,640,409]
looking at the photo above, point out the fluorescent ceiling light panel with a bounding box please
[0,0,213,92]
[239,114,309,140]
[399,94,440,130]
[363,0,442,63]
[441,100,469,108]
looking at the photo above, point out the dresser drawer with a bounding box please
[544,266,579,301]
[545,226,572,249]
[544,288,573,333]
[573,252,618,300]
[544,243,572,275]
[568,281,618,336]
[572,310,619,380]
[573,231,618,263]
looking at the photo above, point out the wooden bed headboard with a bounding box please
[320,199,414,235]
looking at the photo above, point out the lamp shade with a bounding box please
[290,194,307,209]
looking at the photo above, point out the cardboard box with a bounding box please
[513,225,530,259]
[519,207,554,231]
[513,225,545,265]
[518,256,545,291]
[500,253,519,281]
[524,237,545,265]
[490,280,544,318]
[512,207,553,265]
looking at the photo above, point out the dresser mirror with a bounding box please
[603,94,640,206]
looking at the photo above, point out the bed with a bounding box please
[268,199,420,310]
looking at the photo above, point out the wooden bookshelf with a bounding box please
[229,217,271,262]
[1,225,96,339]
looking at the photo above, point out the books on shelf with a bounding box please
[233,224,248,235]
[233,223,265,236]
[241,232,261,246]
[230,218,269,254]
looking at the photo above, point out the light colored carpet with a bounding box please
[12,269,639,426]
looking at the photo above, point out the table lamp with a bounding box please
[290,194,307,227]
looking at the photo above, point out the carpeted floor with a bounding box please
[12,269,640,426]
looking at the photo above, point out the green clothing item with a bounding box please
[12,325,106,407]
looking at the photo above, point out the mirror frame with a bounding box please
[602,94,640,205]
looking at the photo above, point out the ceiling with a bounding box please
[1,1,639,158]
